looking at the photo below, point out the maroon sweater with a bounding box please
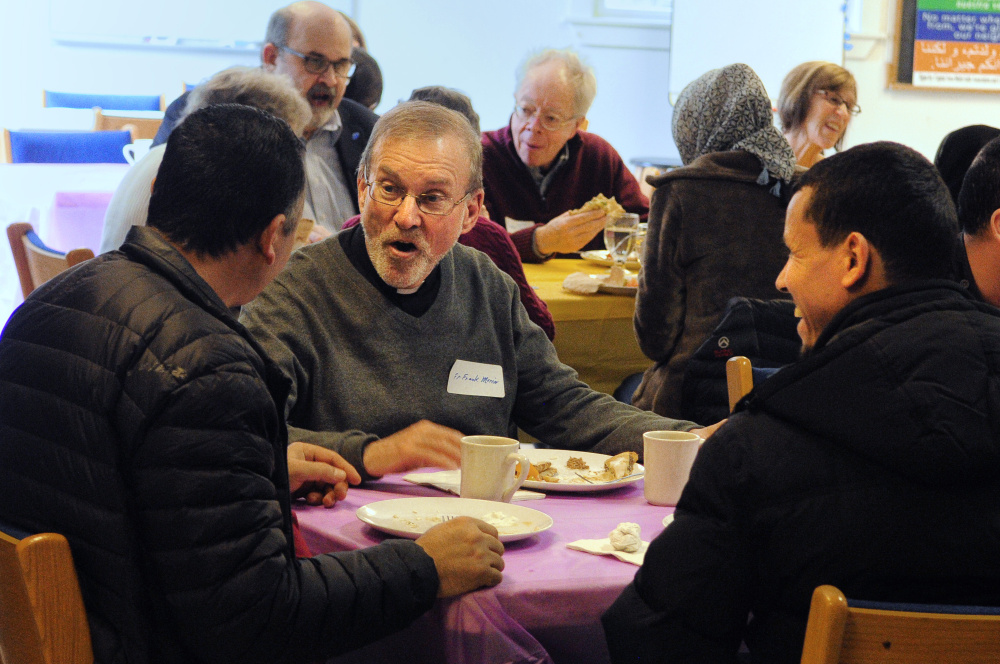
[481,125,649,263]
[340,215,555,339]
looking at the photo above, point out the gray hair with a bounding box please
[360,101,483,193]
[515,49,597,118]
[181,66,312,137]
[264,5,294,47]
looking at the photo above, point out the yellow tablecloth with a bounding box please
[523,258,650,396]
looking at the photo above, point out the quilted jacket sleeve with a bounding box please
[128,355,437,663]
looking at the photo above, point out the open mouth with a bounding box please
[389,240,418,255]
[307,87,333,107]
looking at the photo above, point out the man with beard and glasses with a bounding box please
[240,101,716,482]
[152,1,376,233]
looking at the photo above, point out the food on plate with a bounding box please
[483,511,521,528]
[598,451,638,481]
[567,193,626,217]
[518,461,560,482]
[566,456,589,470]
[609,522,642,553]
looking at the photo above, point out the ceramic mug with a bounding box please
[642,430,703,506]
[122,139,153,165]
[459,435,529,503]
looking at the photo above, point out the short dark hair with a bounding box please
[793,141,957,282]
[408,85,480,134]
[957,136,1000,236]
[148,104,305,257]
[343,47,383,110]
[934,124,1000,204]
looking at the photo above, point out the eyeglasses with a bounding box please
[364,180,471,216]
[279,46,356,80]
[512,104,578,131]
[816,89,861,116]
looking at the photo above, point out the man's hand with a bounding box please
[534,208,606,255]
[362,420,464,477]
[416,517,505,597]
[690,420,726,440]
[287,442,362,508]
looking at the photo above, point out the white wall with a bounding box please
[842,0,999,160]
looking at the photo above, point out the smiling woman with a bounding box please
[778,61,859,169]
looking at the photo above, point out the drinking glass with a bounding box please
[604,212,639,270]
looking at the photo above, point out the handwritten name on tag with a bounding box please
[447,360,505,398]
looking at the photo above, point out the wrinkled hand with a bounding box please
[534,208,607,255]
[691,420,726,440]
[416,517,505,597]
[362,420,464,477]
[287,442,362,508]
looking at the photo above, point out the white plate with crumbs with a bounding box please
[521,449,644,493]
[356,497,553,543]
[580,250,641,270]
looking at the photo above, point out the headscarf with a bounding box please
[672,63,796,189]
[933,124,1000,204]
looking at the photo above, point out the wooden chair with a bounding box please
[92,109,159,141]
[43,90,165,112]
[0,528,94,664]
[3,129,132,164]
[7,222,95,298]
[726,356,754,412]
[801,584,1000,663]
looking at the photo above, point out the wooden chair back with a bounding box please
[0,529,94,664]
[726,355,753,412]
[801,585,1000,663]
[7,222,95,298]
[92,109,159,141]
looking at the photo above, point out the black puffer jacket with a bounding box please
[0,227,437,664]
[604,281,1000,663]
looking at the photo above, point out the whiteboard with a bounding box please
[668,0,845,104]
[48,0,349,50]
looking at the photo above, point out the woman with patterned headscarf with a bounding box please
[631,63,796,419]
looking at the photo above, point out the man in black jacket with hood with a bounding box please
[0,104,503,664]
[603,141,1000,663]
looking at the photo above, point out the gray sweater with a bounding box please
[241,237,695,478]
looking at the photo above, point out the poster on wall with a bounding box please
[912,0,1000,89]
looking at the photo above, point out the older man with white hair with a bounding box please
[482,49,648,262]
[241,101,710,482]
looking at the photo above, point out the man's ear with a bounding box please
[576,117,588,134]
[460,190,484,234]
[841,231,872,290]
[357,177,368,210]
[261,43,279,70]
[989,208,1000,243]
[258,213,287,265]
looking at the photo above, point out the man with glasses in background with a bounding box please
[241,101,711,483]
[152,1,376,232]
[481,49,648,262]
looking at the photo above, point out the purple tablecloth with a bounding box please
[294,474,675,664]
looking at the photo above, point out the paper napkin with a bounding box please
[403,470,546,501]
[566,538,649,566]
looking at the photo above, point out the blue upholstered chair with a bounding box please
[3,129,132,164]
[800,585,1000,663]
[43,90,165,111]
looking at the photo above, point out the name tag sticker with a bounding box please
[447,360,505,398]
[504,217,536,234]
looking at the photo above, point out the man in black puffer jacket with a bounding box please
[603,142,1000,663]
[0,105,503,664]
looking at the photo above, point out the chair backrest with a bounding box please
[800,585,1000,664]
[92,109,160,141]
[7,222,95,298]
[3,129,132,164]
[0,529,94,664]
[726,356,753,412]
[43,90,164,111]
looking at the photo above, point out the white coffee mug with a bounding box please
[459,435,530,503]
[122,139,153,165]
[643,430,703,506]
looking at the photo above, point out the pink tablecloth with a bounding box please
[294,475,675,664]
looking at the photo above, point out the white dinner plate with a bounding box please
[580,249,640,270]
[356,497,553,543]
[521,449,644,493]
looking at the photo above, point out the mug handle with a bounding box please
[122,144,136,164]
[501,452,530,502]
